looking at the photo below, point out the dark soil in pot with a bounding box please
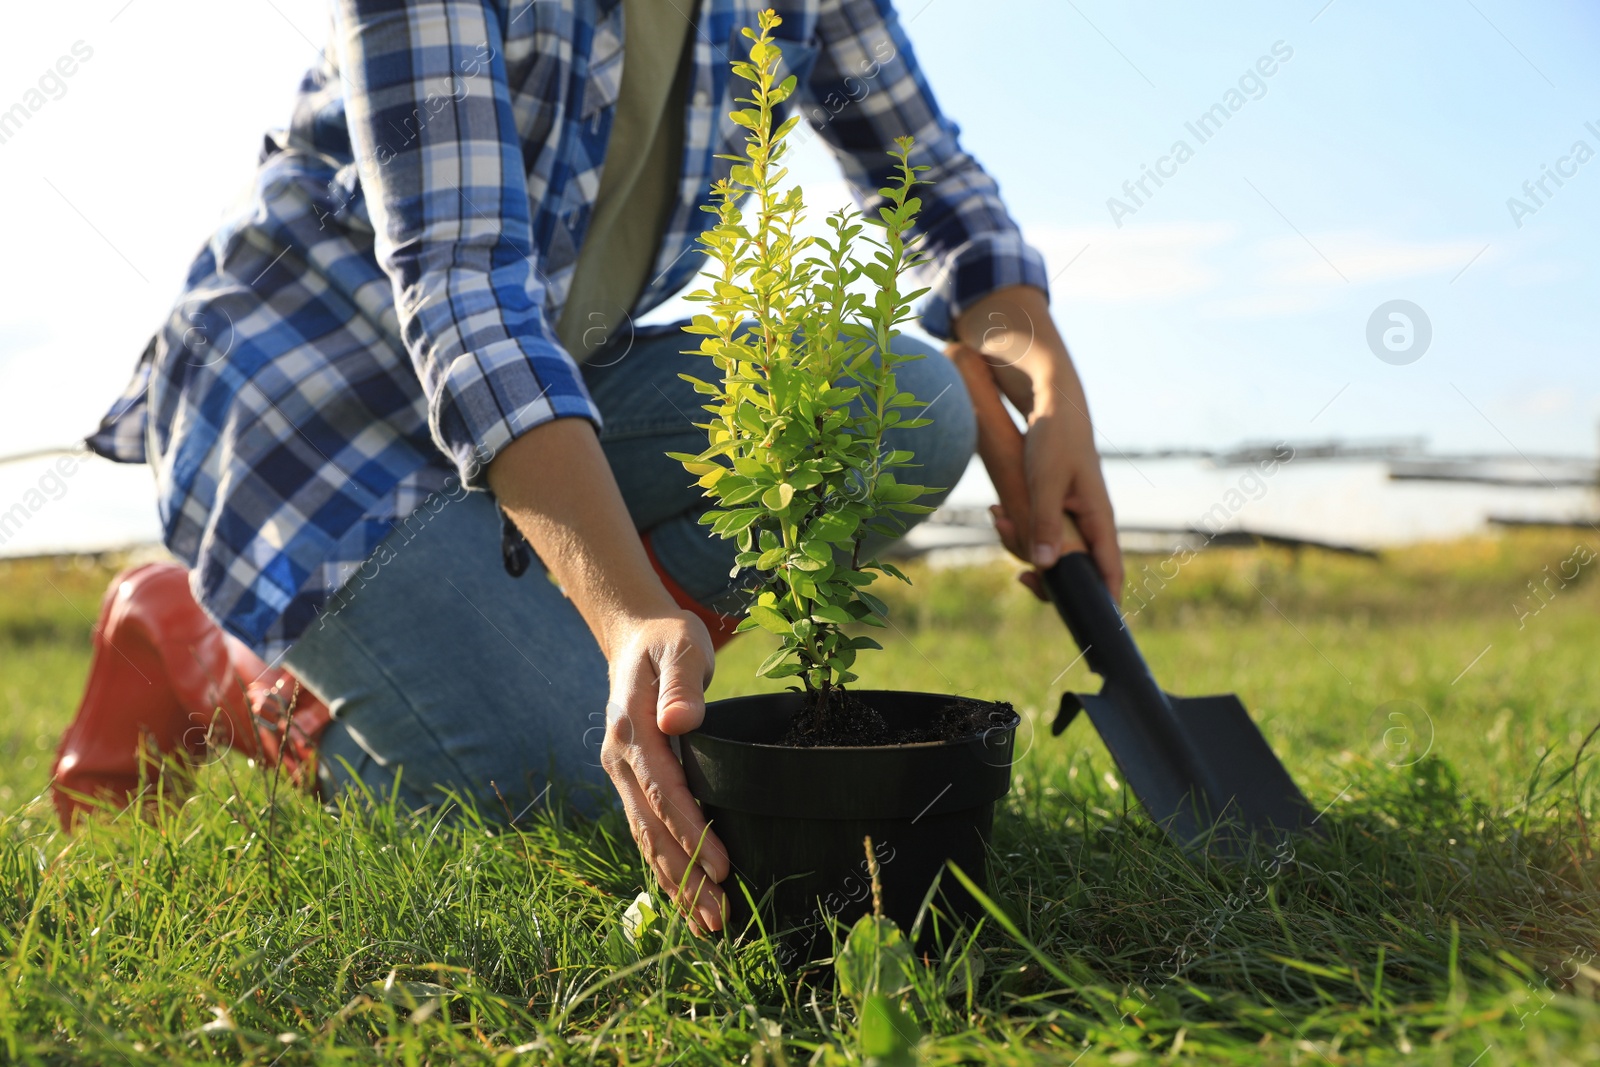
[780,689,1013,747]
[680,690,1020,964]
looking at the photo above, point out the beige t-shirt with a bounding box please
[556,0,694,361]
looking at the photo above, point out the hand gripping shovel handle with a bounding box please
[953,347,1314,842]
[948,342,1110,594]
[952,345,1155,697]
[949,344,1167,724]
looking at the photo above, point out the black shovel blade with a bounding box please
[1044,553,1317,854]
[1058,688,1316,852]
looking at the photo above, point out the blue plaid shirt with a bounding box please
[89,0,1048,661]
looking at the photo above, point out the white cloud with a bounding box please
[1510,387,1575,416]
[1025,222,1235,302]
[1500,259,1581,287]
[1257,231,1489,286]
[1018,224,1482,310]
[1195,230,1500,318]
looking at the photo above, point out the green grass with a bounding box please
[4,532,1600,1064]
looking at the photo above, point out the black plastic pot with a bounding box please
[680,690,1019,960]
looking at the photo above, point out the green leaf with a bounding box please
[877,482,926,504]
[809,512,860,543]
[676,373,720,396]
[837,914,914,1001]
[810,604,852,625]
[719,481,765,505]
[858,995,919,1066]
[761,483,794,511]
[755,647,797,678]
[713,509,762,536]
[697,438,742,461]
[857,590,888,618]
[800,540,833,564]
[747,604,792,635]
[736,403,766,435]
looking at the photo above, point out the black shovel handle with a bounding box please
[1042,553,1164,700]
[1043,553,1204,779]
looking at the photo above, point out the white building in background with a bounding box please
[1,444,1597,561]
[917,447,1599,557]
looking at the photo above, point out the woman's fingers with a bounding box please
[641,624,728,882]
[989,505,1021,558]
[611,756,726,930]
[1026,429,1074,569]
[991,507,1049,601]
[625,716,731,884]
[602,615,731,930]
[1016,568,1047,601]
[655,631,709,735]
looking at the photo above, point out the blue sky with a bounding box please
[879,0,1600,457]
[2,0,1598,465]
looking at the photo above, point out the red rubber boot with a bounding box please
[222,633,330,790]
[50,563,329,829]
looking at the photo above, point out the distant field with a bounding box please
[4,531,1600,1064]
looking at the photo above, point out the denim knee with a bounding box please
[885,335,975,506]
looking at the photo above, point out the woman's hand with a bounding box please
[601,612,729,932]
[950,285,1123,600]
[489,419,729,931]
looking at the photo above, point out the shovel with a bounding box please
[1042,553,1317,851]
[947,345,1315,852]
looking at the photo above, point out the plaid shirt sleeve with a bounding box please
[802,0,1051,340]
[333,0,601,487]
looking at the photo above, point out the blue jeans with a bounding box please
[282,326,976,818]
